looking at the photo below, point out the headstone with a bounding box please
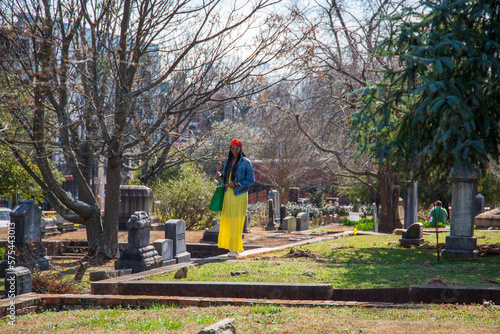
[399,223,424,246]
[165,219,191,263]
[5,266,32,297]
[41,217,58,235]
[55,215,77,233]
[243,212,252,233]
[324,214,332,225]
[278,205,287,230]
[296,212,309,231]
[284,216,296,232]
[9,200,50,271]
[475,193,485,217]
[115,211,163,273]
[404,181,418,229]
[288,187,299,203]
[119,185,160,230]
[201,219,220,243]
[372,203,378,233]
[153,239,174,262]
[396,197,405,228]
[265,199,276,231]
[269,190,280,224]
[442,167,480,259]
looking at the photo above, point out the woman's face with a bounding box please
[230,145,241,157]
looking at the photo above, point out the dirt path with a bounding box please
[0,224,352,247]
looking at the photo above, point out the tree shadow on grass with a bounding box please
[315,246,500,288]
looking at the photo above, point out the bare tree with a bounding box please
[0,0,300,258]
[266,0,408,232]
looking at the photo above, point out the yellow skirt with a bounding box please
[218,186,248,252]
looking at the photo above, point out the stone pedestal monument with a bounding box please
[119,185,161,230]
[115,211,163,273]
[10,200,50,271]
[441,168,480,259]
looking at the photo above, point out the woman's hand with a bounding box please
[228,182,237,189]
[216,161,222,177]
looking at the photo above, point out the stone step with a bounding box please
[61,253,86,257]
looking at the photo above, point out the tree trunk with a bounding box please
[377,170,401,233]
[102,153,121,259]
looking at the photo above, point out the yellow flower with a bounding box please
[353,227,358,235]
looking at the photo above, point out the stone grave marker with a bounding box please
[269,190,281,224]
[288,187,299,202]
[119,185,160,230]
[201,219,220,243]
[5,266,32,297]
[165,219,191,263]
[284,216,296,232]
[10,200,50,271]
[404,181,418,229]
[396,197,405,229]
[372,203,378,233]
[399,223,424,246]
[475,193,485,217]
[265,199,276,231]
[442,167,480,258]
[278,205,287,230]
[243,212,252,233]
[55,215,77,233]
[153,239,175,266]
[115,211,163,273]
[296,212,309,231]
[324,214,332,225]
[41,217,58,235]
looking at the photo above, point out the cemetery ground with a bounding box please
[1,225,500,333]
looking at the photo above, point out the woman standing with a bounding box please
[216,138,255,257]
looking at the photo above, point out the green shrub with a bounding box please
[342,217,375,231]
[285,202,321,219]
[419,218,449,228]
[153,163,217,230]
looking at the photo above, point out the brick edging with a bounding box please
[0,293,423,318]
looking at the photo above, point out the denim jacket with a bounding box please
[221,156,255,196]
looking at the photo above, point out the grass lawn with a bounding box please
[2,231,500,333]
[1,302,499,333]
[143,231,500,288]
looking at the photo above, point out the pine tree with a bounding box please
[350,0,500,177]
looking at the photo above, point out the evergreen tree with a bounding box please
[349,0,500,178]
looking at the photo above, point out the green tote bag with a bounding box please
[209,185,225,212]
